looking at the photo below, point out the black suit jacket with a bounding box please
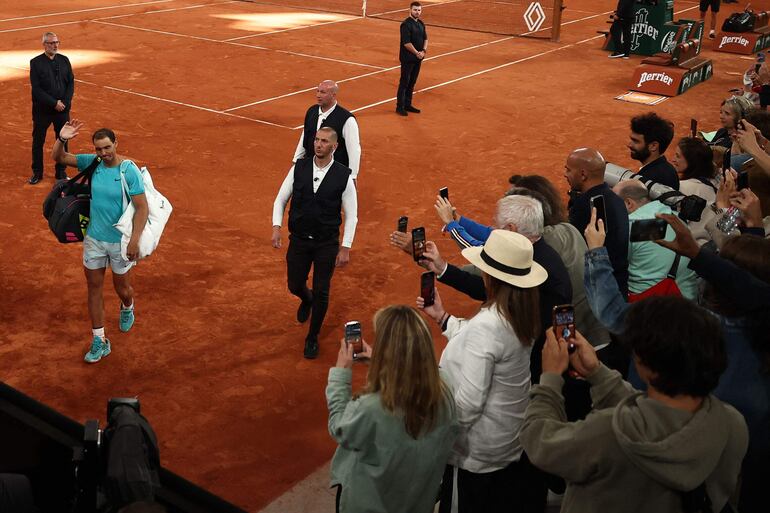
[30,53,74,112]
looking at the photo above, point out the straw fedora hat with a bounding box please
[461,230,547,288]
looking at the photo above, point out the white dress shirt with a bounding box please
[439,306,532,473]
[272,157,358,248]
[293,102,361,179]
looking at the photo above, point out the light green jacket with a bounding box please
[327,367,459,513]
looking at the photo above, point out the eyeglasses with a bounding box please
[44,41,60,45]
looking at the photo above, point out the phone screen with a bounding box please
[736,171,749,190]
[630,219,668,242]
[690,118,698,138]
[345,321,363,355]
[421,271,435,307]
[552,305,576,353]
[397,216,408,233]
[591,195,607,231]
[439,187,449,200]
[412,227,426,261]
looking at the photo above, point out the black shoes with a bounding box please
[304,336,319,359]
[297,291,313,323]
[405,106,421,113]
[396,108,408,116]
[28,175,42,185]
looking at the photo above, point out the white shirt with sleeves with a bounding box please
[439,306,533,473]
[272,157,358,248]
[293,102,361,179]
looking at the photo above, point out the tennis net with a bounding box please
[234,0,564,39]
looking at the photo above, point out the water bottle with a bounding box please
[716,207,741,234]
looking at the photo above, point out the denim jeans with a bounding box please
[584,247,629,335]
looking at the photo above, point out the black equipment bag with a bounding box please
[722,11,755,33]
[102,404,161,508]
[42,157,100,243]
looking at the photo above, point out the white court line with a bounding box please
[368,0,465,18]
[0,20,83,34]
[222,15,359,41]
[94,0,237,21]
[91,19,385,69]
[334,5,700,121]
[0,0,171,23]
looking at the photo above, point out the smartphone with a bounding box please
[344,321,363,356]
[736,170,750,190]
[397,215,408,233]
[552,305,576,353]
[439,187,449,200]
[412,227,426,261]
[420,271,435,307]
[630,218,668,242]
[590,195,607,231]
[690,118,698,138]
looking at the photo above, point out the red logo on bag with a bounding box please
[65,231,79,241]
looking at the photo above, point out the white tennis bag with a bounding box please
[115,162,172,261]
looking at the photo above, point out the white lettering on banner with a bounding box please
[638,72,674,88]
[719,35,750,48]
[523,2,546,32]
[661,31,677,53]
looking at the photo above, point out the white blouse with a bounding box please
[439,306,533,473]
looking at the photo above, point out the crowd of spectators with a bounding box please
[324,103,770,513]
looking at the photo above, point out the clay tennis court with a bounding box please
[0,0,763,509]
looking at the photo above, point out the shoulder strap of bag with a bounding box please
[63,156,100,194]
[667,254,681,280]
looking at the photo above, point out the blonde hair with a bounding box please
[363,305,451,439]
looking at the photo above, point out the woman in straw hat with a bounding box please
[418,229,547,513]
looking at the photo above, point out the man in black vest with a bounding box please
[29,31,74,185]
[294,80,361,183]
[272,127,359,359]
[396,2,428,116]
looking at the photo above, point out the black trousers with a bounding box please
[609,17,633,56]
[0,474,37,513]
[397,59,422,109]
[286,235,338,339]
[438,455,548,513]
[31,107,69,178]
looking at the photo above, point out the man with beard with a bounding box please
[396,2,428,116]
[564,147,629,296]
[629,112,680,189]
[272,127,358,359]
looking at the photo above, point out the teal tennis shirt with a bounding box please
[76,154,145,243]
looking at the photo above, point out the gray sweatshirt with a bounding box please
[520,365,748,513]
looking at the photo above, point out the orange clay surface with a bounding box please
[1,0,767,510]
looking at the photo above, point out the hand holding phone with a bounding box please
[439,187,449,200]
[420,271,435,307]
[590,195,607,232]
[345,321,363,356]
[412,227,426,261]
[630,218,668,242]
[552,305,576,353]
[397,216,408,233]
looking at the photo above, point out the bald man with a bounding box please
[564,148,629,295]
[294,80,361,182]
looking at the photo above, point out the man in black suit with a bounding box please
[29,32,74,185]
[608,0,635,58]
[396,2,428,116]
[272,127,358,359]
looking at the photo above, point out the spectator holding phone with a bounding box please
[520,298,748,513]
[417,230,546,513]
[564,147,629,296]
[612,180,698,300]
[326,305,458,513]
